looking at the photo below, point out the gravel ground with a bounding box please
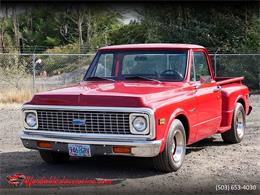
[0,96,259,195]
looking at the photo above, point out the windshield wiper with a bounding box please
[124,75,161,83]
[85,76,115,82]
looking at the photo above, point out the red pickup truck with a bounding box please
[21,44,252,172]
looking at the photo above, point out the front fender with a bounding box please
[159,108,190,153]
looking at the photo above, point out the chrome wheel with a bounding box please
[236,110,245,139]
[153,119,186,172]
[171,129,185,166]
[221,103,246,144]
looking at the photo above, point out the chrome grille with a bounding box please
[37,110,131,134]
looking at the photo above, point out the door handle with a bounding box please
[192,83,201,89]
[213,86,221,92]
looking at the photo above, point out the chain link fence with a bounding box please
[209,54,260,91]
[0,53,259,103]
[0,53,94,92]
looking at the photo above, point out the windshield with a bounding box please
[86,51,188,82]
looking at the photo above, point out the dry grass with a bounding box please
[0,88,33,104]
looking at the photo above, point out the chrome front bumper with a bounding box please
[20,131,162,157]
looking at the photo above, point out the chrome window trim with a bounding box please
[22,105,156,140]
[24,110,38,130]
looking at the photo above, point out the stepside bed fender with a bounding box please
[220,87,248,129]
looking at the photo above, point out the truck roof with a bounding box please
[99,43,205,51]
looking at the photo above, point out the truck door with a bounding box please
[190,51,222,140]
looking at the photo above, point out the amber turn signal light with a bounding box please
[113,146,131,154]
[37,141,52,149]
[159,118,166,125]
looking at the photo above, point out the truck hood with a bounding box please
[29,81,190,108]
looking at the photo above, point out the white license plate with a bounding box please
[68,144,91,157]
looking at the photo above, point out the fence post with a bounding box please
[258,72,260,91]
[32,54,36,92]
[214,48,220,77]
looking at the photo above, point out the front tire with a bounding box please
[153,119,186,172]
[221,103,246,143]
[39,150,70,164]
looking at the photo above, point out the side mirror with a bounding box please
[200,75,211,84]
[193,75,212,89]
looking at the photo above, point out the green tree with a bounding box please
[109,21,147,45]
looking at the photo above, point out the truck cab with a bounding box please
[21,44,252,172]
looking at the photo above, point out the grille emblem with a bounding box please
[72,119,86,126]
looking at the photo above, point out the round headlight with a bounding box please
[25,113,37,127]
[132,116,147,132]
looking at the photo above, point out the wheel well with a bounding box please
[175,114,189,143]
[237,98,245,110]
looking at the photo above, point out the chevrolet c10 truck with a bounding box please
[20,44,252,172]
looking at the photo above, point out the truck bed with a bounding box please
[215,76,250,132]
[216,77,244,86]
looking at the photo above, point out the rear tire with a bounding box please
[153,119,186,172]
[221,103,246,143]
[39,150,70,164]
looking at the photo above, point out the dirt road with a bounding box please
[0,96,259,195]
